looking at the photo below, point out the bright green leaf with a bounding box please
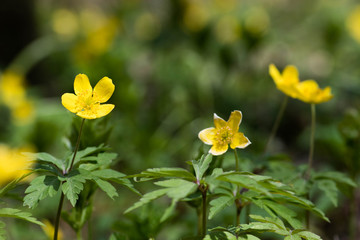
[94,178,118,199]
[0,208,43,226]
[124,189,168,213]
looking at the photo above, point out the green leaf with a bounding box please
[296,231,322,240]
[317,179,338,207]
[0,208,44,226]
[69,145,108,168]
[209,194,234,219]
[124,189,168,213]
[192,154,212,180]
[80,152,118,167]
[154,179,197,199]
[23,175,60,208]
[160,199,177,222]
[0,221,6,240]
[131,168,196,181]
[313,171,356,188]
[284,235,302,240]
[92,169,140,196]
[25,152,65,171]
[94,178,118,199]
[0,172,34,198]
[61,170,89,206]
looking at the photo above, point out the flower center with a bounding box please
[215,126,233,146]
[76,91,100,112]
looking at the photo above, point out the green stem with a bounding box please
[68,119,85,172]
[53,193,64,240]
[265,96,288,153]
[306,104,316,179]
[200,184,208,238]
[234,149,239,172]
[54,118,85,240]
[76,229,82,240]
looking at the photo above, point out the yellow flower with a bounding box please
[198,111,251,156]
[0,145,33,186]
[296,80,333,104]
[346,5,360,43]
[61,74,115,119]
[41,219,63,240]
[269,64,300,98]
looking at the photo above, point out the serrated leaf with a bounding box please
[25,152,65,171]
[248,215,286,231]
[124,189,168,213]
[0,208,43,226]
[23,175,60,208]
[80,152,117,167]
[94,178,118,199]
[160,199,177,222]
[317,179,338,207]
[132,168,195,181]
[284,235,302,240]
[296,231,322,240]
[192,154,212,180]
[92,169,140,196]
[209,194,234,219]
[154,179,197,199]
[69,145,108,169]
[62,170,88,206]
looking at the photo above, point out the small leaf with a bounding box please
[124,189,168,213]
[317,179,338,207]
[0,220,5,240]
[25,152,65,171]
[209,194,234,219]
[0,208,43,226]
[131,168,195,181]
[313,171,356,188]
[296,231,322,240]
[192,154,212,180]
[94,178,118,199]
[160,199,177,222]
[23,175,60,208]
[61,170,88,206]
[154,179,197,199]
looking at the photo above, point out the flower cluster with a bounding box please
[269,64,333,104]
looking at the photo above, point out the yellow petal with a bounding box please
[282,65,299,85]
[227,110,242,132]
[61,93,79,113]
[198,127,217,145]
[213,113,227,129]
[74,74,92,97]
[230,132,251,149]
[77,104,115,119]
[269,64,282,85]
[93,77,115,103]
[296,80,319,103]
[209,143,228,156]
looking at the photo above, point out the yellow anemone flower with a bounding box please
[61,74,115,119]
[295,80,333,104]
[269,64,300,98]
[198,111,251,156]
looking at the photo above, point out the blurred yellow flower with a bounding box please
[269,64,300,98]
[214,15,241,44]
[52,9,79,39]
[346,5,360,43]
[0,145,33,186]
[61,74,115,119]
[0,71,26,107]
[41,219,63,240]
[183,0,210,32]
[296,80,333,104]
[199,111,251,156]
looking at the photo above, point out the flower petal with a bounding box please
[209,143,228,156]
[227,110,242,132]
[198,127,217,145]
[93,77,115,103]
[230,132,251,149]
[77,104,115,119]
[282,65,299,85]
[214,113,227,129]
[269,64,282,85]
[74,74,92,97]
[61,93,79,113]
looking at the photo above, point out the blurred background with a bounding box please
[1,0,360,239]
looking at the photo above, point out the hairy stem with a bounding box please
[265,96,288,153]
[306,104,316,179]
[54,118,85,240]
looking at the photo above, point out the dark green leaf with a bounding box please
[0,208,43,226]
[23,175,60,208]
[25,152,65,171]
[317,179,338,207]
